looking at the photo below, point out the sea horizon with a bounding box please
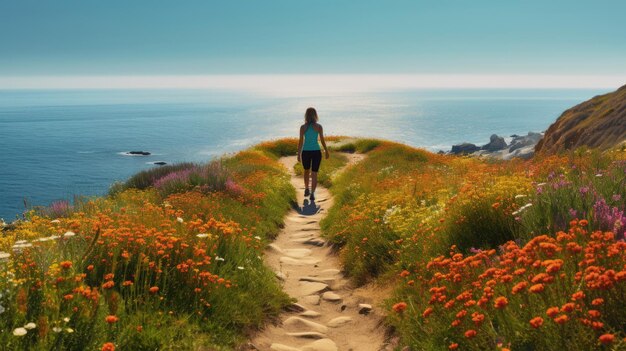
[0,87,609,220]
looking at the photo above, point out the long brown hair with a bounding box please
[304,107,318,124]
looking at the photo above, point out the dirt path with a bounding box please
[249,154,389,351]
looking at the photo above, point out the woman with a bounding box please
[297,107,330,201]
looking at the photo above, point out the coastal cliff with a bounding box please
[535,84,626,153]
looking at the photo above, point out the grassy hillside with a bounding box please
[0,141,299,350]
[536,84,626,153]
[321,140,626,350]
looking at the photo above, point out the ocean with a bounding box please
[0,88,607,220]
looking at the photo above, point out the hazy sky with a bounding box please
[1,1,625,86]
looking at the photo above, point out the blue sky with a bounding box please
[1,0,625,77]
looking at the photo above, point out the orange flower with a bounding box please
[422,307,434,318]
[149,286,159,294]
[579,219,589,226]
[530,316,544,328]
[63,294,74,301]
[105,315,118,324]
[571,291,585,301]
[60,261,73,270]
[546,307,560,318]
[464,329,477,338]
[529,283,544,293]
[399,270,410,277]
[494,296,508,309]
[392,302,407,313]
[102,281,114,289]
[591,298,604,306]
[87,265,94,271]
[561,302,575,312]
[101,342,115,351]
[553,314,568,324]
[598,334,614,345]
[449,343,459,350]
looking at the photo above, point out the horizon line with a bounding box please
[0,74,624,95]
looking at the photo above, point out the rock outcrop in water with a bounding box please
[535,84,626,153]
[451,132,542,160]
[127,151,151,156]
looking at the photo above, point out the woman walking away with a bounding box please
[297,107,330,201]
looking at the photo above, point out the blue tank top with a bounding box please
[303,123,321,151]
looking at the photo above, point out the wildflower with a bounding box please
[105,315,119,324]
[63,231,76,238]
[149,286,159,294]
[0,251,10,260]
[254,236,261,240]
[53,327,62,333]
[87,265,94,271]
[215,256,225,261]
[530,317,543,328]
[546,307,560,318]
[13,327,27,336]
[464,329,477,338]
[60,261,73,270]
[24,322,36,330]
[529,283,544,293]
[591,298,604,306]
[196,233,209,238]
[65,328,74,333]
[176,217,184,223]
[63,317,70,323]
[392,302,407,313]
[554,314,569,324]
[237,266,244,270]
[422,307,434,318]
[101,342,116,351]
[449,343,459,350]
[599,334,615,345]
[51,219,61,224]
[494,296,508,309]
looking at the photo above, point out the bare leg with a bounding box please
[304,169,310,190]
[311,172,318,193]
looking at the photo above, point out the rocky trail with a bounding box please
[249,154,390,351]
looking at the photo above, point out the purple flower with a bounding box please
[593,198,626,239]
[579,186,590,196]
[569,208,578,219]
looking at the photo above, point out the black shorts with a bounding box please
[301,150,322,172]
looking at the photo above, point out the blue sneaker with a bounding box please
[304,188,310,196]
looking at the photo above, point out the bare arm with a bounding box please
[318,125,330,159]
[297,125,305,162]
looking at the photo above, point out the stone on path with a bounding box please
[271,344,301,351]
[301,339,338,351]
[303,238,325,247]
[300,310,321,318]
[268,243,284,254]
[286,332,327,339]
[283,317,328,333]
[319,269,340,276]
[358,303,372,314]
[291,233,315,239]
[299,276,336,284]
[275,271,286,281]
[321,291,342,302]
[283,248,312,258]
[280,257,319,265]
[302,295,320,305]
[298,282,328,296]
[327,316,353,328]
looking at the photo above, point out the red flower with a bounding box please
[105,315,119,324]
[494,296,508,309]
[101,342,115,351]
[392,302,407,313]
[449,343,459,350]
[149,286,160,294]
[60,261,73,270]
[598,334,614,345]
[530,317,544,328]
[464,329,477,338]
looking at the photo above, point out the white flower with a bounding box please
[215,256,225,261]
[65,328,74,333]
[196,233,209,238]
[24,322,36,330]
[237,266,244,270]
[254,236,261,240]
[176,217,184,223]
[14,240,28,245]
[50,219,61,224]
[515,194,527,199]
[512,203,533,216]
[52,327,62,333]
[13,327,27,336]
[0,251,10,260]
[596,173,603,177]
[63,231,76,238]
[63,317,70,323]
